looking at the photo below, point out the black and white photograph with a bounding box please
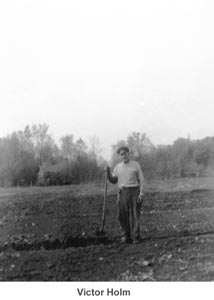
[1,0,214,298]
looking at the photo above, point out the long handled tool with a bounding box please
[95,170,108,236]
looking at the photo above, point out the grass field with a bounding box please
[0,177,214,281]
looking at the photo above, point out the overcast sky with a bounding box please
[1,0,214,159]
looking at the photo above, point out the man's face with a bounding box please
[119,150,129,163]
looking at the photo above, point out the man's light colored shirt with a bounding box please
[112,160,145,194]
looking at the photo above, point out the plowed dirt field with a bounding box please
[0,179,214,281]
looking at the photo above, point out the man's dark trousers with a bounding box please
[117,187,141,241]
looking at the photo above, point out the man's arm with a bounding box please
[136,163,145,196]
[106,166,118,184]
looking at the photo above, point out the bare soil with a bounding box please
[0,179,214,281]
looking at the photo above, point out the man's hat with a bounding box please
[117,146,129,154]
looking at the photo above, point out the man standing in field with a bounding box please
[106,146,145,244]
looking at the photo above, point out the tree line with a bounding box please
[0,125,214,186]
[0,124,105,186]
[111,132,214,180]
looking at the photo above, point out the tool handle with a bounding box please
[102,170,108,226]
